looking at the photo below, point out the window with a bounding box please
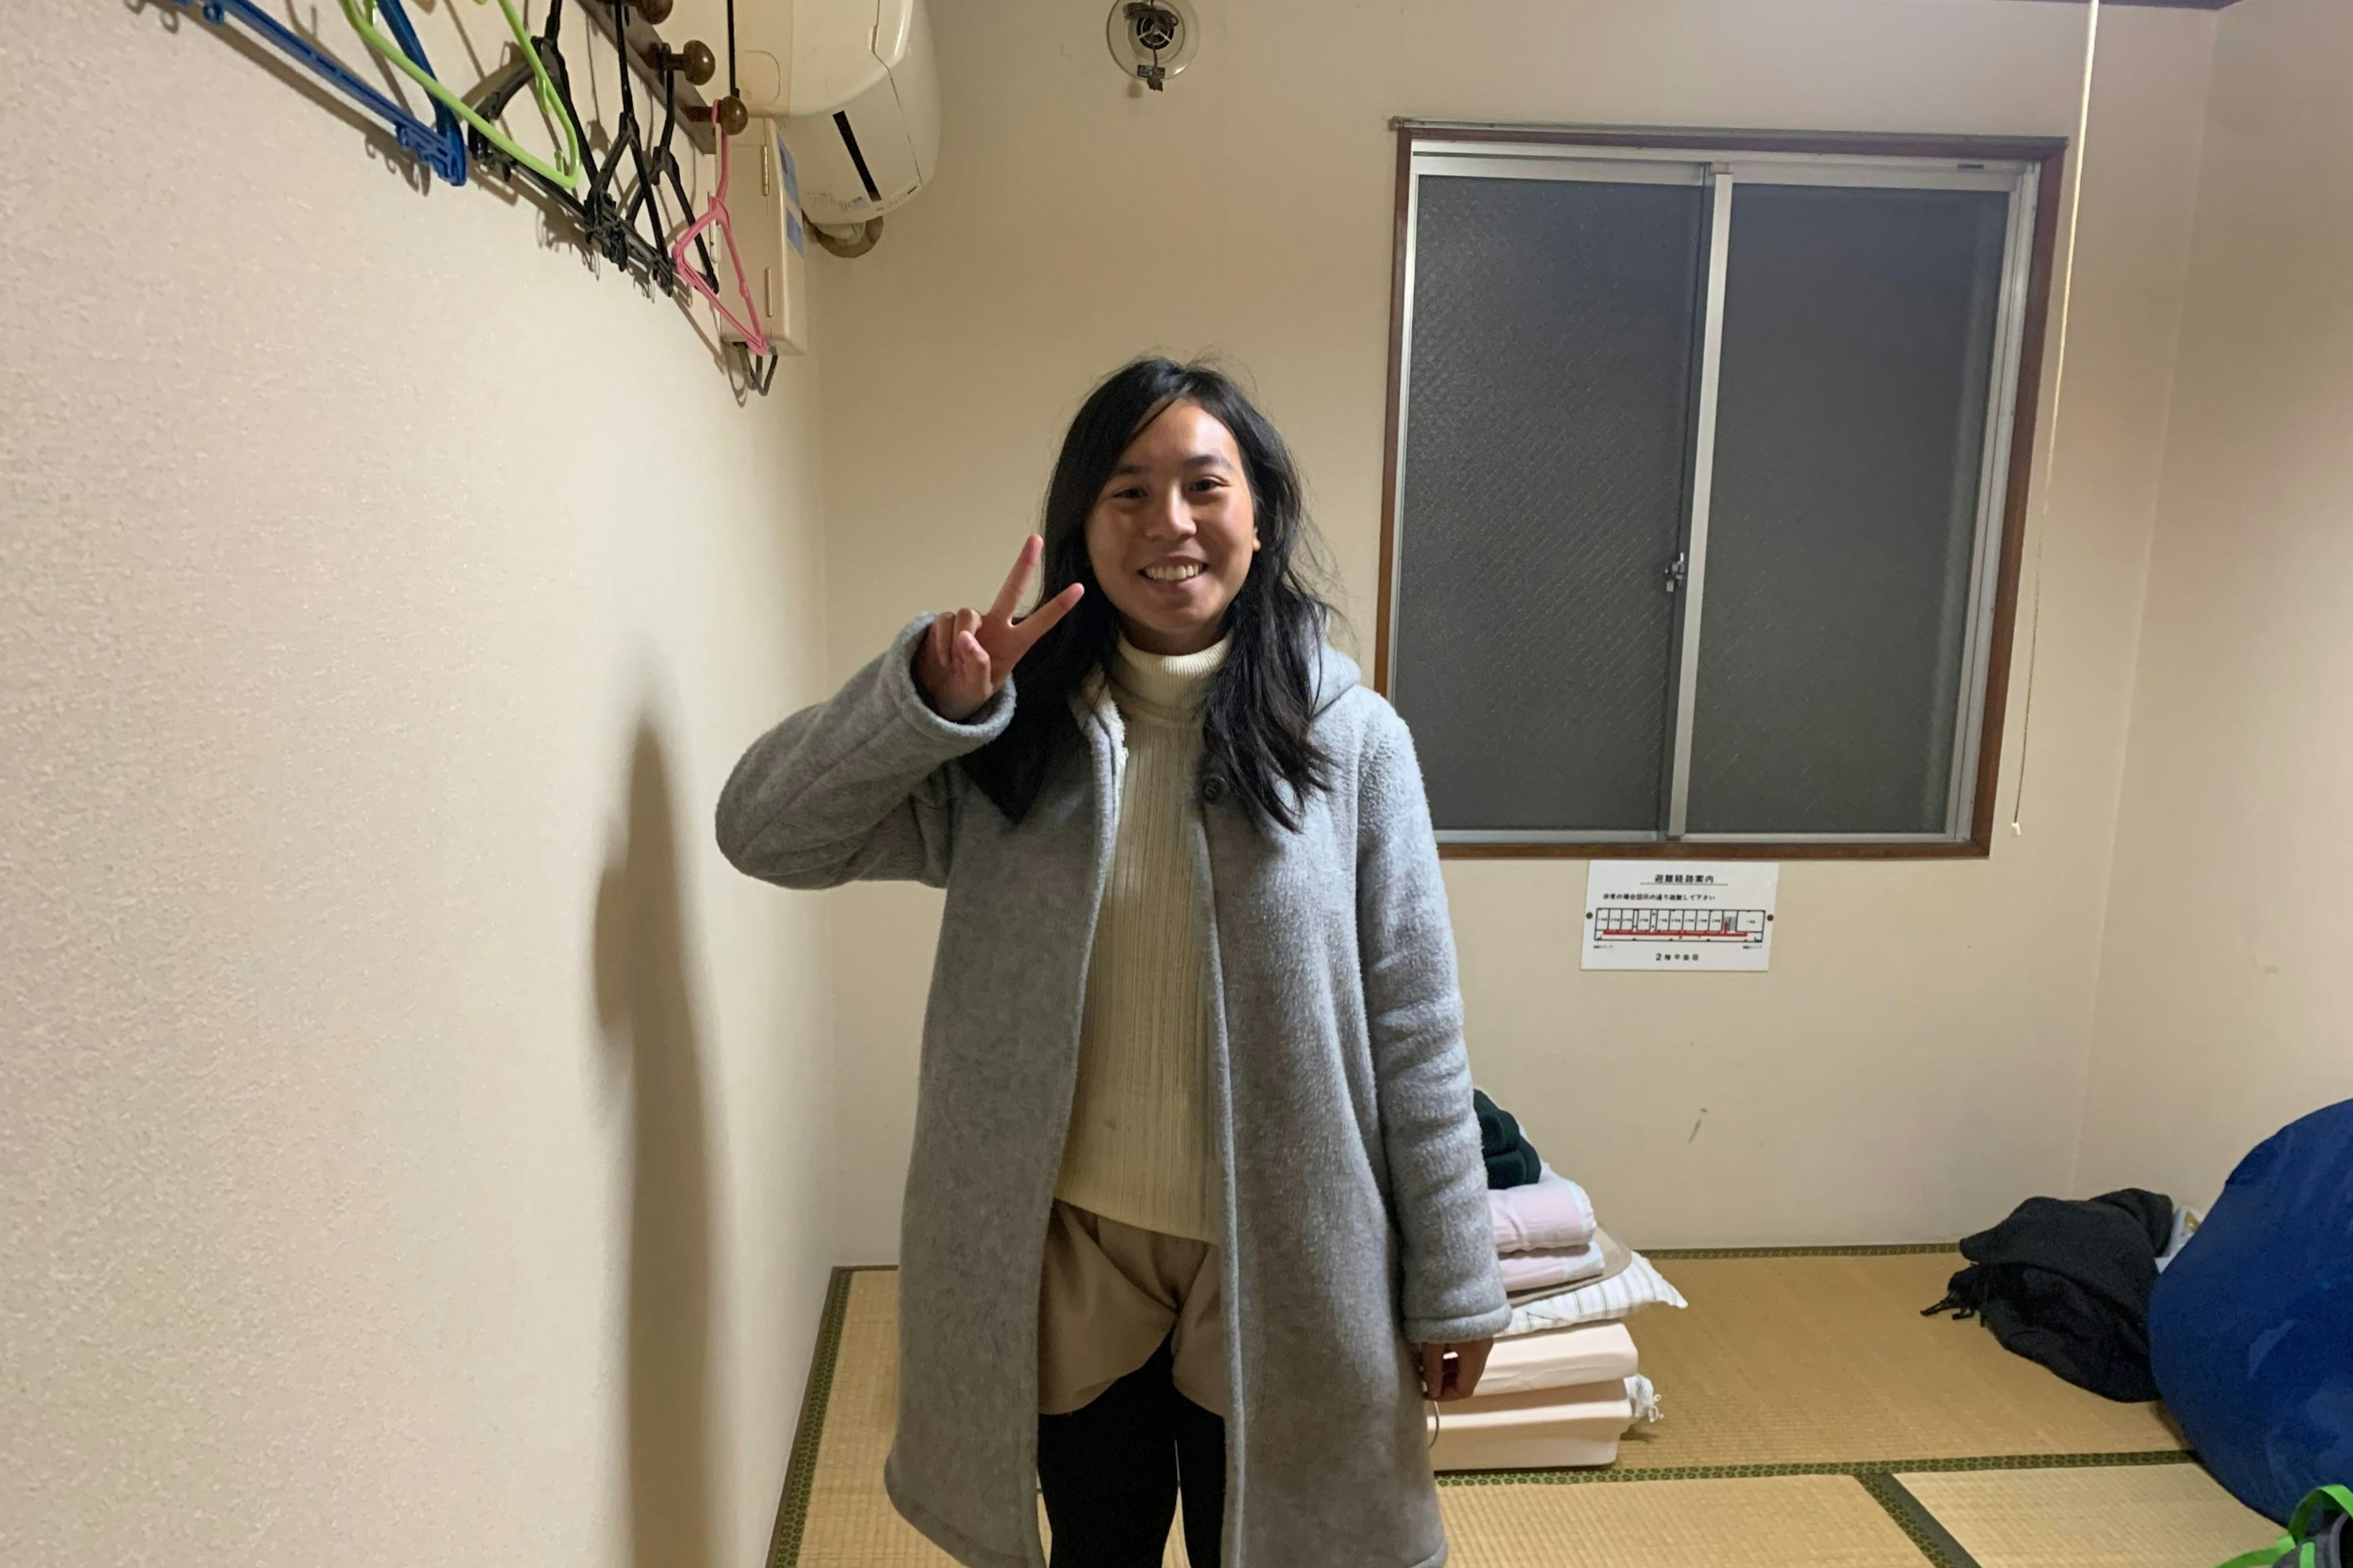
[1375,129,2063,856]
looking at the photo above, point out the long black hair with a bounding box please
[962,357,1342,833]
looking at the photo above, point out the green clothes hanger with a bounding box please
[338,0,583,192]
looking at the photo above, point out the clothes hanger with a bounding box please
[338,0,582,192]
[671,100,770,358]
[180,0,467,186]
[577,0,691,284]
[646,60,723,295]
[471,0,717,295]
[672,0,771,361]
[360,0,468,184]
[613,10,720,293]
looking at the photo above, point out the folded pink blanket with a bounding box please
[1497,1241,1605,1295]
[1489,1167,1597,1254]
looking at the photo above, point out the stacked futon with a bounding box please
[1425,1091,1687,1471]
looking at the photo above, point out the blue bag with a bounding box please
[2149,1097,2353,1524]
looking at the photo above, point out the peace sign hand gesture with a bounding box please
[915,534,1086,723]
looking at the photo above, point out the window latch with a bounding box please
[1662,552,1688,594]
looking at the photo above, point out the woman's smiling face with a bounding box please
[1084,400,1260,656]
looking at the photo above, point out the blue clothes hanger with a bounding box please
[180,0,468,187]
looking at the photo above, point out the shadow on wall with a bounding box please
[594,718,716,1568]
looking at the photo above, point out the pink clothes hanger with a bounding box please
[672,100,770,358]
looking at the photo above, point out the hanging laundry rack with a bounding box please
[172,0,776,388]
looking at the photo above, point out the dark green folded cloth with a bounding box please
[1474,1088,1543,1190]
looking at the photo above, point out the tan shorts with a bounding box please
[1037,1201,1227,1418]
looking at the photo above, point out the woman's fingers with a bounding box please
[988,534,1044,624]
[1009,581,1085,653]
[920,536,1074,716]
[1418,1341,1490,1403]
[1452,1338,1493,1399]
[913,613,953,713]
[1419,1344,1447,1401]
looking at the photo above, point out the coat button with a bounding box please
[1200,773,1227,805]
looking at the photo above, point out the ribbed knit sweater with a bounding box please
[1053,632,1229,1244]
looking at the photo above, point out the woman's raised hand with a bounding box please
[915,535,1085,722]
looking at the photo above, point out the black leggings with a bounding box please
[1036,1336,1225,1567]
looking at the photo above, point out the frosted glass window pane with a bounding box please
[1686,184,2009,835]
[1395,174,1708,833]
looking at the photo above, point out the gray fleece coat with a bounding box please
[715,615,1509,1568]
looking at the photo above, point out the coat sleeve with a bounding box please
[1356,706,1512,1347]
[714,615,1017,890]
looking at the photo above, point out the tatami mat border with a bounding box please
[767,1267,865,1568]
[1863,1473,1984,1568]
[1643,1243,1963,1259]
[1434,1449,2199,1487]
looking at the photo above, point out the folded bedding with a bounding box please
[1505,1248,1688,1338]
[1489,1165,1597,1254]
[1476,1319,1639,1398]
[1497,1241,1605,1295]
[1439,1379,1635,1428]
[1504,1226,1633,1308]
[1430,1422,1625,1472]
[1426,1378,1643,1472]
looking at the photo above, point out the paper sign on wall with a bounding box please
[1582,861,1780,972]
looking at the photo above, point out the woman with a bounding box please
[716,358,1506,1568]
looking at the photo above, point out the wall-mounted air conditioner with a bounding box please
[779,0,938,244]
[664,0,938,251]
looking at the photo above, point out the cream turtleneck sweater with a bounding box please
[1054,631,1230,1244]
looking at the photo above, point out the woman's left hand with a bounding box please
[1417,1339,1494,1403]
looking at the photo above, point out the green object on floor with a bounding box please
[2214,1484,2353,1568]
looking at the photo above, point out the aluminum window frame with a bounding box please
[1376,124,2063,859]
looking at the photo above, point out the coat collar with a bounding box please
[1069,665,1124,756]
[1064,642,1362,740]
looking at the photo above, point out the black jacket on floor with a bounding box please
[1923,1188,2175,1403]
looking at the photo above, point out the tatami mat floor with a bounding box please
[768,1256,2275,1568]
[1892,1464,2273,1568]
[1442,1474,1927,1567]
[1618,1250,2183,1466]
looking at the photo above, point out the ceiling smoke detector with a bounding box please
[1106,0,1198,92]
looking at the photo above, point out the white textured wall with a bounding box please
[814,0,2217,1251]
[1,5,834,1564]
[2077,0,2353,1208]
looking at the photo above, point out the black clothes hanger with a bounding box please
[468,0,716,295]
